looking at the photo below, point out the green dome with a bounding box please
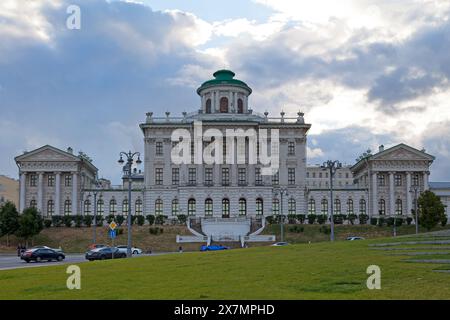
[197,70,252,95]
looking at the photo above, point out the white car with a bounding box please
[346,236,365,241]
[115,245,142,255]
[271,242,289,246]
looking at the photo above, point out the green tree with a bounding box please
[15,207,43,246]
[418,190,446,231]
[0,201,20,246]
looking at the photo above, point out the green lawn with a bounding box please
[1,234,450,299]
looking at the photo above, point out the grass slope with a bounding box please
[1,236,450,299]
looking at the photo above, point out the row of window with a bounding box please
[307,172,351,179]
[155,167,296,186]
[307,198,409,215]
[377,173,420,187]
[205,97,244,114]
[28,174,73,187]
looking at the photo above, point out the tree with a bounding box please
[15,207,44,246]
[418,190,446,231]
[0,201,20,246]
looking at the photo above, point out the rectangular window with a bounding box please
[48,175,55,187]
[155,168,163,185]
[378,174,385,186]
[172,168,179,185]
[412,174,419,186]
[156,142,163,156]
[205,168,213,185]
[255,168,263,185]
[395,174,402,186]
[288,141,295,156]
[288,168,295,185]
[29,174,37,187]
[64,175,72,187]
[222,168,230,186]
[272,171,279,186]
[188,168,196,185]
[238,168,247,185]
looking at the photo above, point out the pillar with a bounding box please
[72,172,78,215]
[389,172,395,216]
[423,171,429,191]
[37,172,44,213]
[372,172,377,216]
[55,172,61,216]
[19,172,26,212]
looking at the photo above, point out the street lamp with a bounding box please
[410,186,420,234]
[321,160,342,242]
[273,187,288,242]
[118,151,142,258]
[87,180,102,244]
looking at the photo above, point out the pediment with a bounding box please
[372,144,435,162]
[15,145,80,163]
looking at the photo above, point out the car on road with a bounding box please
[85,247,126,261]
[21,248,65,263]
[87,244,107,250]
[115,245,143,255]
[346,236,365,241]
[200,245,229,251]
[31,245,63,253]
[271,242,290,246]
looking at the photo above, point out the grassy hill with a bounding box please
[1,231,450,299]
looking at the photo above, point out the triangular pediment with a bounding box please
[372,144,435,162]
[15,145,80,163]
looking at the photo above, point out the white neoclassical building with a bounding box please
[14,70,450,229]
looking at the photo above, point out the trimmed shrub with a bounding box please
[74,215,83,228]
[116,228,124,235]
[406,217,413,225]
[348,214,357,225]
[307,214,316,224]
[317,214,327,225]
[288,225,304,233]
[136,215,145,226]
[441,216,448,226]
[359,214,369,225]
[116,215,125,226]
[106,214,115,224]
[177,214,187,224]
[296,214,306,224]
[149,227,164,235]
[83,215,93,227]
[155,215,168,225]
[378,217,385,227]
[287,214,297,224]
[95,216,104,227]
[319,225,331,234]
[146,215,155,226]
[44,219,52,228]
[130,215,137,225]
[370,217,378,226]
[62,215,73,227]
[333,214,345,225]
[51,215,62,227]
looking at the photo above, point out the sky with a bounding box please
[1,0,450,183]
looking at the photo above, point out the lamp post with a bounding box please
[87,181,101,244]
[321,160,342,242]
[274,187,288,242]
[118,151,142,258]
[410,186,419,234]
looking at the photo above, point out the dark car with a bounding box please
[200,245,229,251]
[21,248,65,263]
[85,247,126,261]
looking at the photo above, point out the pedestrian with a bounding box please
[179,246,183,253]
[17,244,21,257]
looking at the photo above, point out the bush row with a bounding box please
[266,214,420,226]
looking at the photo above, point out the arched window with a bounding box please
[347,199,354,214]
[222,198,230,218]
[378,199,386,215]
[188,199,196,216]
[256,198,263,215]
[288,198,296,214]
[395,199,403,215]
[47,200,54,216]
[206,99,211,114]
[359,199,366,214]
[30,199,37,209]
[84,199,91,214]
[135,198,143,215]
[64,199,72,215]
[97,199,104,215]
[272,198,280,215]
[237,98,243,113]
[308,199,315,214]
[334,199,341,214]
[155,199,163,215]
[321,199,328,214]
[109,199,117,215]
[172,199,179,216]
[122,199,129,214]
[205,198,213,216]
[220,97,228,113]
[239,198,247,216]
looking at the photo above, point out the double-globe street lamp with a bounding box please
[118,151,142,258]
[321,160,342,242]
[273,187,288,242]
[410,185,420,235]
[87,181,102,244]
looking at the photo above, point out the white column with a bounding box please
[234,92,238,112]
[406,172,412,215]
[389,172,395,216]
[423,171,429,191]
[372,172,377,216]
[55,172,61,216]
[72,172,78,215]
[37,172,44,213]
[19,172,26,212]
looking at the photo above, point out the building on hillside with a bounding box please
[0,175,19,208]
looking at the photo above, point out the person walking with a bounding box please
[17,244,21,257]
[179,246,183,253]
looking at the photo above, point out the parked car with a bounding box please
[85,247,126,261]
[88,244,107,250]
[31,245,63,252]
[200,245,229,251]
[271,242,290,246]
[115,245,143,255]
[346,236,365,241]
[21,248,65,263]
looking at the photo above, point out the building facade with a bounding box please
[0,175,19,208]
[13,70,450,222]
